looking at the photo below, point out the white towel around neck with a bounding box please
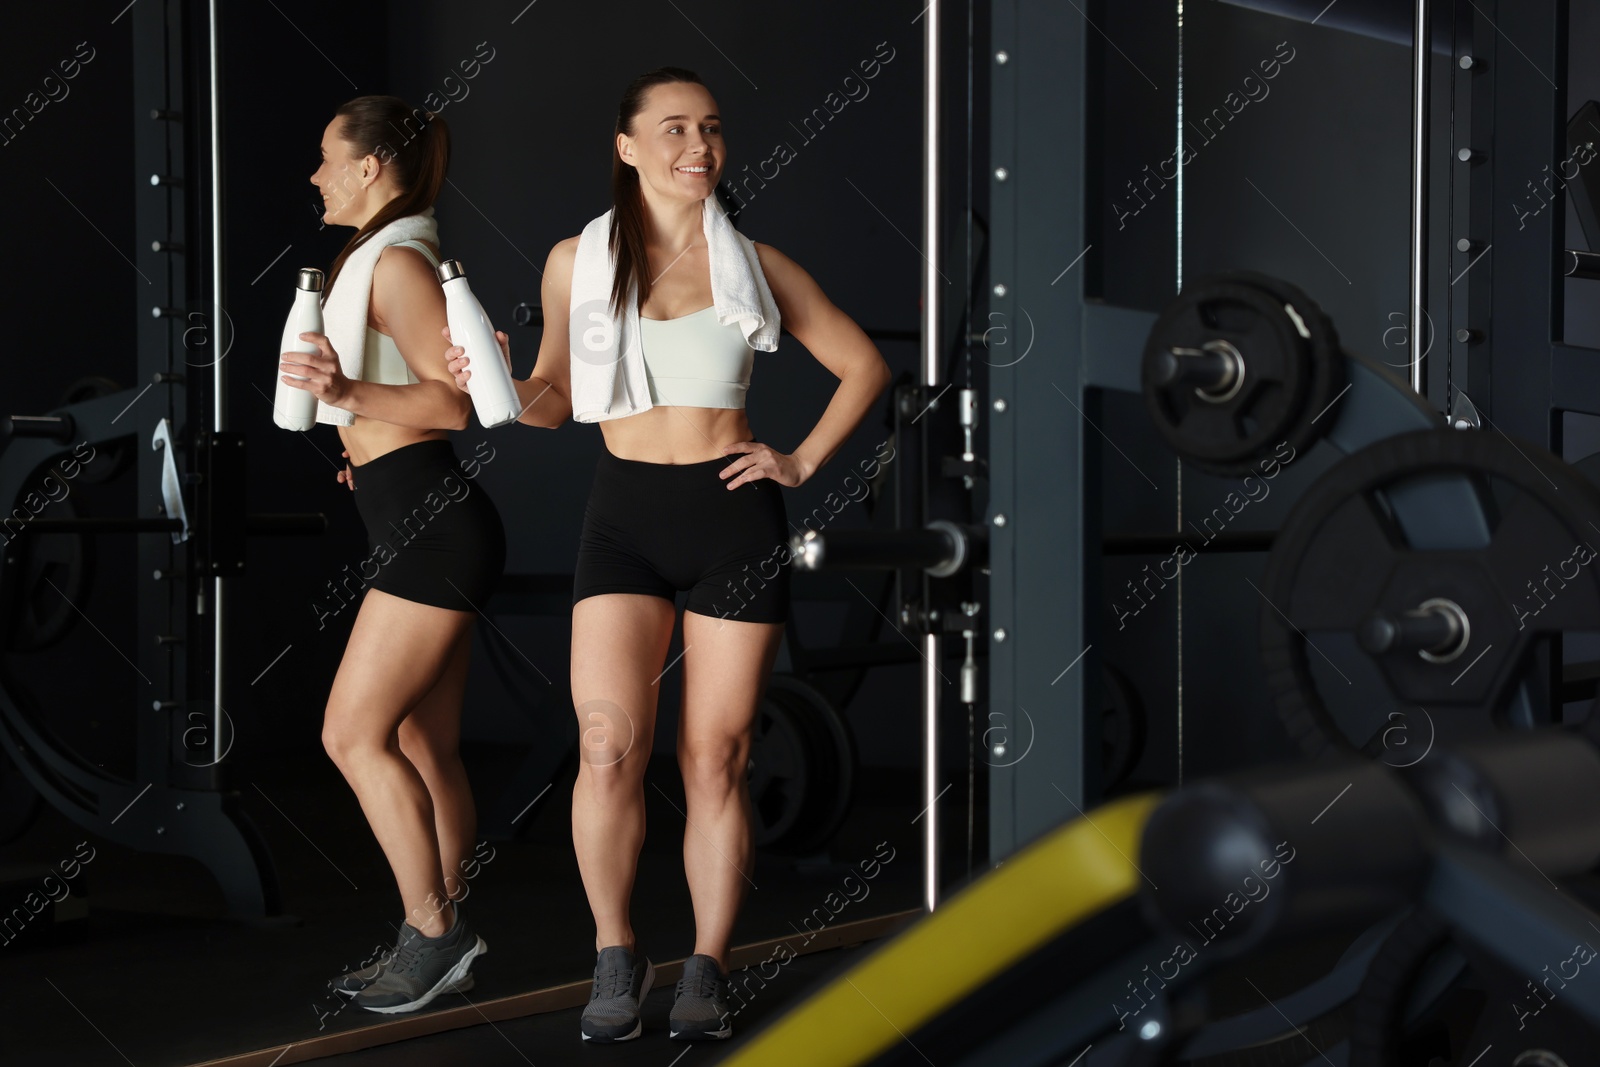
[313,208,440,426]
[567,195,780,424]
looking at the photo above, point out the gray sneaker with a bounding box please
[332,944,475,996]
[670,953,732,1040]
[581,945,655,1042]
[353,910,486,1014]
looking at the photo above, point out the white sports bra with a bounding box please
[638,305,754,409]
[362,239,441,387]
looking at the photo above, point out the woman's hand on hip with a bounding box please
[719,441,809,489]
[280,332,354,408]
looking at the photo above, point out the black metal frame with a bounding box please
[0,0,319,919]
[1457,1,1573,447]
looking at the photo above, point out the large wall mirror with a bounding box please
[0,2,950,1062]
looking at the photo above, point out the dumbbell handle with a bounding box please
[1359,606,1462,656]
[1151,346,1240,392]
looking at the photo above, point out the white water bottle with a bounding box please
[437,259,521,428]
[273,268,324,431]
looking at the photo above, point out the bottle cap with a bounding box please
[296,267,325,292]
[437,259,468,284]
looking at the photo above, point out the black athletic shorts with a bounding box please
[350,438,506,610]
[573,447,791,624]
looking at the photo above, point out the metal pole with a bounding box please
[1409,0,1429,396]
[209,0,227,764]
[921,0,942,913]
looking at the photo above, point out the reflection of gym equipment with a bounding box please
[0,3,324,918]
[5,493,92,656]
[1,379,137,661]
[750,674,857,854]
[1,381,323,917]
[719,727,1600,1067]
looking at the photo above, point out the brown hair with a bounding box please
[609,67,707,317]
[321,95,451,303]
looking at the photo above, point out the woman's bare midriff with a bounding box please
[599,405,753,465]
[339,418,448,468]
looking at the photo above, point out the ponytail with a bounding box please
[322,95,451,302]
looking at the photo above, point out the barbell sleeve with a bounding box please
[1150,346,1240,392]
[4,513,325,536]
[1358,602,1465,657]
[789,520,980,578]
[3,415,76,441]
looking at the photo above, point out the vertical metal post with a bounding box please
[921,0,943,913]
[208,0,227,763]
[1410,0,1430,396]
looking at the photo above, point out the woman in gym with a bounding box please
[447,67,890,1043]
[280,94,504,1014]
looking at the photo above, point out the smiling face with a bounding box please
[309,117,386,228]
[616,80,725,205]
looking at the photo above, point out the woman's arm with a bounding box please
[279,246,473,430]
[328,246,473,431]
[444,238,576,429]
[515,238,577,429]
[750,242,892,482]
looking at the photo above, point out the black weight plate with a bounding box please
[1261,429,1600,758]
[767,674,856,854]
[0,748,40,845]
[1142,274,1317,475]
[1225,270,1346,463]
[3,496,92,653]
[1100,662,1147,792]
[750,685,815,849]
[59,376,134,485]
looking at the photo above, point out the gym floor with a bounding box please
[0,743,922,1066]
[311,940,876,1066]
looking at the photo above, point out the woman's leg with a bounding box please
[322,588,476,937]
[397,624,475,907]
[570,592,678,953]
[676,610,785,970]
